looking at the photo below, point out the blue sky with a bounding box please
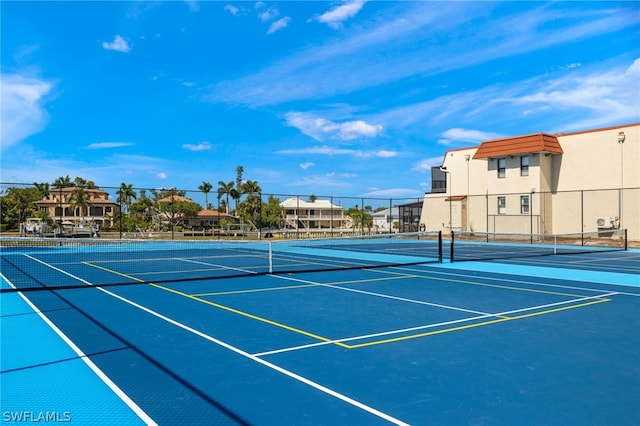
[2,1,639,202]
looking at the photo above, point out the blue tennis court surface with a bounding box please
[1,241,639,425]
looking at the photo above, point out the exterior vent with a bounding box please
[596,217,615,229]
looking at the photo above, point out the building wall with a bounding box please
[420,124,639,240]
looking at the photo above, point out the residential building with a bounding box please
[372,207,399,233]
[187,210,237,229]
[36,187,120,227]
[280,197,349,230]
[420,123,640,241]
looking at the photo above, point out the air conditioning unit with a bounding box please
[596,216,615,229]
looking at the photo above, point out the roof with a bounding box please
[158,195,195,204]
[473,133,563,159]
[280,197,342,210]
[196,210,235,219]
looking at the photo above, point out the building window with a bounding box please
[498,196,506,214]
[521,195,529,214]
[497,158,506,178]
[520,155,529,176]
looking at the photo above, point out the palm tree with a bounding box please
[235,166,244,213]
[52,175,73,189]
[69,187,90,222]
[235,166,244,193]
[240,180,262,224]
[217,181,234,214]
[34,182,50,200]
[116,182,137,215]
[199,181,213,209]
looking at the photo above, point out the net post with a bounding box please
[554,235,557,255]
[624,228,628,251]
[450,231,455,263]
[268,241,273,273]
[438,231,443,263]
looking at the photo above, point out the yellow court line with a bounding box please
[84,261,611,351]
[370,268,598,299]
[83,261,146,282]
[150,283,348,348]
[344,298,610,349]
[84,261,344,348]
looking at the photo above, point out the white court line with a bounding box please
[177,257,260,275]
[2,267,156,426]
[253,279,619,357]
[273,274,497,316]
[390,265,640,297]
[21,255,409,426]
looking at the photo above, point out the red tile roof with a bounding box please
[196,210,235,218]
[473,133,563,159]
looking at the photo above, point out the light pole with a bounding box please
[530,188,535,243]
[618,131,625,229]
[465,155,470,231]
[440,166,451,233]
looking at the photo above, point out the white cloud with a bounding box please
[438,128,503,146]
[224,4,239,15]
[376,150,397,158]
[412,157,444,172]
[157,172,167,180]
[315,0,367,29]
[300,162,315,170]
[86,142,134,149]
[277,145,396,159]
[278,145,357,156]
[259,7,279,22]
[285,112,382,141]
[268,17,291,34]
[182,142,212,151]
[512,58,640,130]
[0,74,53,151]
[102,35,131,52]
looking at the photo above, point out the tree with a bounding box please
[3,187,41,228]
[199,181,213,209]
[129,190,155,230]
[116,182,137,215]
[309,194,317,203]
[52,175,73,189]
[239,180,262,224]
[234,165,244,212]
[217,181,234,214]
[69,187,90,221]
[346,205,373,233]
[33,182,50,200]
[74,177,87,187]
[235,166,244,193]
[261,195,283,229]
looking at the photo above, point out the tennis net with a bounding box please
[450,229,628,262]
[0,231,442,292]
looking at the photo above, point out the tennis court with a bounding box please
[1,233,639,425]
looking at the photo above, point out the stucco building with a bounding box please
[420,123,639,241]
[36,187,120,227]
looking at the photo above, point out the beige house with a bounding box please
[281,197,350,230]
[420,123,640,241]
[36,187,120,226]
